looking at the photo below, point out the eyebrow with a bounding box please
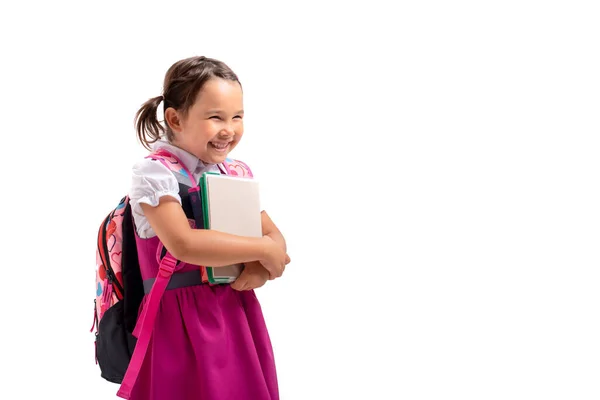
[206,109,244,115]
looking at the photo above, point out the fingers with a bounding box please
[235,278,265,291]
[265,264,283,279]
[268,268,282,280]
[231,276,249,291]
[249,281,266,290]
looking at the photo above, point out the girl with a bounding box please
[120,56,288,400]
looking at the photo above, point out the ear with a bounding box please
[164,107,183,134]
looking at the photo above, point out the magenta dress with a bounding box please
[126,235,279,400]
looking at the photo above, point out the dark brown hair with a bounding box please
[135,56,241,150]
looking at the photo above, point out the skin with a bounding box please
[167,78,245,166]
[141,78,289,289]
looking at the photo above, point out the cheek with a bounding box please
[192,121,219,139]
[234,130,244,143]
[201,120,217,131]
[235,122,244,135]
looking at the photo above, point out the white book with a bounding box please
[200,172,262,283]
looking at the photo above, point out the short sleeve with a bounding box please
[129,158,182,238]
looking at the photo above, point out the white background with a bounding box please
[1,1,599,399]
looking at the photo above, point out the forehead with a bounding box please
[194,78,243,108]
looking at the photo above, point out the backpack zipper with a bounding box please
[90,299,99,333]
[92,299,99,364]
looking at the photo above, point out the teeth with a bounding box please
[211,142,229,149]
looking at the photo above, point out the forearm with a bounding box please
[141,200,267,267]
[176,230,265,267]
[261,211,287,252]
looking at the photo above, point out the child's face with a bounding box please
[174,78,244,164]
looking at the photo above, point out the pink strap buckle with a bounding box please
[158,254,177,278]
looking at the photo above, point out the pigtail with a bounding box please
[135,96,164,150]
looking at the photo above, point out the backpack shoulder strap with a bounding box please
[149,149,253,180]
[118,150,195,398]
[117,253,176,399]
[220,157,253,178]
[146,149,198,188]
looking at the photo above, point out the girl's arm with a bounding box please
[232,212,290,290]
[261,210,291,265]
[141,196,274,268]
[261,210,287,253]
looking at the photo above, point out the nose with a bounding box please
[220,122,235,138]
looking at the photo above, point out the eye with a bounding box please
[234,115,243,120]
[209,116,221,120]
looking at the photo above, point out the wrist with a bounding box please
[255,236,268,261]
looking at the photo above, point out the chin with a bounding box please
[213,155,229,164]
[203,153,228,165]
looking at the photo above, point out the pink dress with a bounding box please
[121,141,279,399]
[129,236,279,400]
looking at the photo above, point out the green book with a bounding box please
[199,171,262,284]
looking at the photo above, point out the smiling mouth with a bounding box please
[209,141,231,151]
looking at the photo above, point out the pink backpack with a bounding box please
[91,149,253,396]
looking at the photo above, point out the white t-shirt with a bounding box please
[128,140,221,238]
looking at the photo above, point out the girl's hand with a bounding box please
[259,235,287,279]
[231,261,269,291]
[261,211,290,277]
